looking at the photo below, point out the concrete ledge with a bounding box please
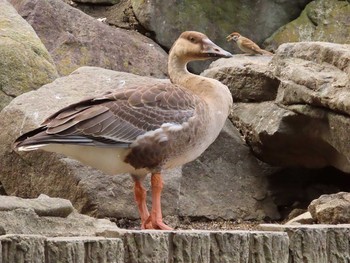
[0,230,289,263]
[260,224,350,263]
[2,226,350,262]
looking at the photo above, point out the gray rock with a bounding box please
[206,42,350,172]
[0,194,73,217]
[0,206,120,237]
[265,0,350,50]
[0,0,58,110]
[46,236,124,263]
[308,192,350,224]
[272,42,350,114]
[0,234,45,263]
[131,0,312,53]
[130,0,311,73]
[202,55,279,102]
[10,0,168,77]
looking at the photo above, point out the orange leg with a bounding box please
[133,179,152,229]
[144,173,173,230]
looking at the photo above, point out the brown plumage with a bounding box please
[226,32,273,56]
[14,31,233,230]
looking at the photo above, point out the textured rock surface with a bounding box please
[121,230,289,263]
[130,0,312,52]
[0,207,120,236]
[0,0,58,110]
[265,0,350,50]
[0,230,290,263]
[260,224,350,263]
[202,55,279,102]
[10,0,168,77]
[46,236,124,263]
[205,42,350,173]
[0,194,73,217]
[5,219,350,262]
[0,66,279,221]
[0,235,46,263]
[308,192,350,224]
[285,212,314,225]
[129,0,311,73]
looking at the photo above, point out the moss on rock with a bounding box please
[265,0,350,50]
[0,0,58,111]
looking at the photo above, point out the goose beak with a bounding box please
[202,38,233,58]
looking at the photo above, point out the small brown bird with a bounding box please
[13,31,233,230]
[226,32,273,56]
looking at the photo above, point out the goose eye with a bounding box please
[189,37,196,43]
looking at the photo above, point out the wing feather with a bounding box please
[15,83,199,148]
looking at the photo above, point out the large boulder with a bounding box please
[129,0,312,72]
[264,0,350,50]
[0,0,58,111]
[130,0,312,51]
[9,0,168,77]
[202,41,350,173]
[0,66,280,222]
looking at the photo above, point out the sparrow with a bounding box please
[226,32,273,56]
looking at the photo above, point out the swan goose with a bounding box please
[14,31,233,230]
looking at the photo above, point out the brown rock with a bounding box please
[285,212,314,225]
[308,192,350,224]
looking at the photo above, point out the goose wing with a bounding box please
[15,83,199,148]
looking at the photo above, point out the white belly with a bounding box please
[42,144,148,176]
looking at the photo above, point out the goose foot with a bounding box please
[145,172,173,230]
[133,172,173,230]
[144,214,173,230]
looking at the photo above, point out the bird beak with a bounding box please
[226,35,233,42]
[202,38,233,58]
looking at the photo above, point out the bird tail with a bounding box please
[261,49,273,56]
[14,126,130,151]
[13,127,48,151]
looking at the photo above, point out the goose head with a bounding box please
[226,32,241,42]
[170,31,232,63]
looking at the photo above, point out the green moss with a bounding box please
[265,0,350,47]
